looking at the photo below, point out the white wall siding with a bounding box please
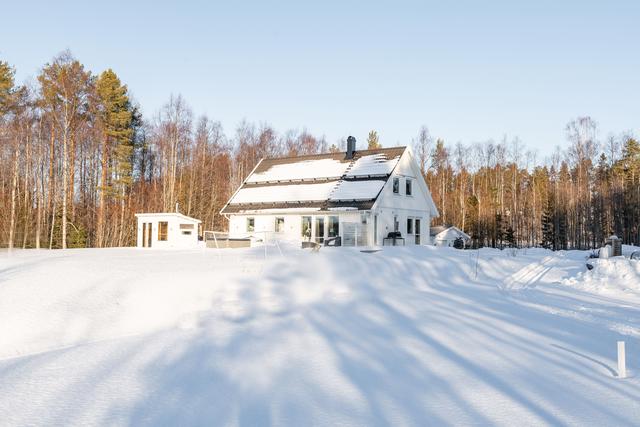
[136,214,200,248]
[373,150,434,245]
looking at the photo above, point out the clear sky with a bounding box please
[2,0,639,156]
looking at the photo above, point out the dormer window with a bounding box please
[406,179,412,196]
[393,177,400,194]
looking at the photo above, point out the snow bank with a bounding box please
[564,257,640,300]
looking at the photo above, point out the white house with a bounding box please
[220,137,439,247]
[135,212,201,248]
[430,225,471,247]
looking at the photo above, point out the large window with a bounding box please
[301,216,312,240]
[407,218,414,234]
[393,177,400,194]
[275,217,285,233]
[246,217,255,232]
[406,179,412,196]
[328,216,339,238]
[158,221,168,241]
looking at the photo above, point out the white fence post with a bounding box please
[617,341,626,379]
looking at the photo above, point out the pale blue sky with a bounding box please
[2,0,639,155]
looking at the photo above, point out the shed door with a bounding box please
[146,223,152,247]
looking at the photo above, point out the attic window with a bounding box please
[406,179,412,196]
[393,178,400,194]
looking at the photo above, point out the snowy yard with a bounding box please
[0,245,639,426]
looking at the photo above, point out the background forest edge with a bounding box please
[1,51,638,250]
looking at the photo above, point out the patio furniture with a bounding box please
[383,231,405,246]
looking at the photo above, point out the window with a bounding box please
[179,224,193,235]
[328,216,339,237]
[406,179,412,196]
[301,216,312,240]
[275,217,285,233]
[246,217,255,232]
[394,216,399,232]
[158,222,168,241]
[407,218,414,234]
[315,216,325,243]
[393,177,400,194]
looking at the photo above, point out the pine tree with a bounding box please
[366,130,381,149]
[0,60,16,115]
[95,69,133,247]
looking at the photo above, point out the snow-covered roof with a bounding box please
[346,154,399,177]
[231,182,337,204]
[246,158,349,183]
[221,147,406,214]
[432,226,470,241]
[134,212,202,223]
[328,179,386,201]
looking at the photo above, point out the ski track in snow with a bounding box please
[0,245,639,426]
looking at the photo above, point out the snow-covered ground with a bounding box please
[0,245,638,426]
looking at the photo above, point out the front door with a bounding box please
[415,218,421,245]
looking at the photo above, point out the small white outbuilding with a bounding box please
[430,225,471,247]
[135,212,201,249]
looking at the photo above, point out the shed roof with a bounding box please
[431,226,471,241]
[134,212,202,223]
[221,147,406,214]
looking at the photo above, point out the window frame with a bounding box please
[392,177,400,194]
[275,217,285,233]
[158,221,168,241]
[246,217,255,232]
[315,216,325,243]
[407,217,414,234]
[301,216,312,240]
[327,215,340,238]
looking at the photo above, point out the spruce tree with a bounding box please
[541,196,555,249]
[504,226,515,248]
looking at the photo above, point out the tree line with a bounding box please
[1,51,638,249]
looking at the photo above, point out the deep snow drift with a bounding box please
[0,245,638,426]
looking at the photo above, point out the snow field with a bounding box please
[0,245,638,426]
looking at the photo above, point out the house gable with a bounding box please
[372,148,439,217]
